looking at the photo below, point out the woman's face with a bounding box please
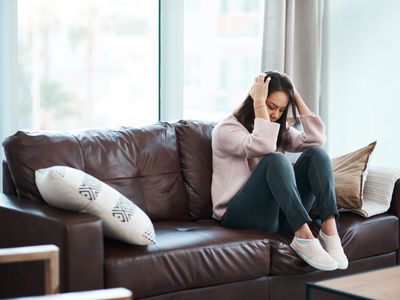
[266,91,289,122]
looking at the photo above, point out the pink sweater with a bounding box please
[211,114,326,220]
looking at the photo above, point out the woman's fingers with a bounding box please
[254,74,266,83]
[250,74,271,104]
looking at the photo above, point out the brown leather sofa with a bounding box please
[1,120,399,300]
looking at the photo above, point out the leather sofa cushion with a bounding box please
[174,120,215,220]
[269,212,399,275]
[3,123,189,221]
[104,221,270,299]
[337,212,398,260]
[3,131,84,203]
[75,123,189,221]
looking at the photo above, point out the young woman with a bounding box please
[211,71,348,271]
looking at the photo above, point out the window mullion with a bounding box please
[159,0,184,122]
[0,0,18,192]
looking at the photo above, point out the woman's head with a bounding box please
[233,71,298,148]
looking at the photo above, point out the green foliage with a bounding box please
[40,80,77,117]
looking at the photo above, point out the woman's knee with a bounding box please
[260,152,292,169]
[298,146,333,176]
[302,146,330,162]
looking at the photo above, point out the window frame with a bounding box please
[159,0,184,121]
[0,0,18,193]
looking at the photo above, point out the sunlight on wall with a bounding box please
[327,0,400,168]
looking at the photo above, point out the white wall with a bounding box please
[327,0,400,168]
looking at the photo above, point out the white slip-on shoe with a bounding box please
[290,237,338,271]
[318,230,349,270]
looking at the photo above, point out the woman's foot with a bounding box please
[290,237,338,271]
[318,229,348,269]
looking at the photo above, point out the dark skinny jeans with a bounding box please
[221,147,339,233]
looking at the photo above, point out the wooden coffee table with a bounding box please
[307,266,400,299]
[0,245,59,295]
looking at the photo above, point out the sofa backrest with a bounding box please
[2,120,215,221]
[173,120,214,219]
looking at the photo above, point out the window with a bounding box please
[15,0,264,128]
[17,0,159,130]
[183,0,265,121]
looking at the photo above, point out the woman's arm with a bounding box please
[281,73,313,116]
[281,73,326,151]
[250,74,271,120]
[213,73,280,158]
[285,116,327,152]
[293,89,313,116]
[213,118,279,158]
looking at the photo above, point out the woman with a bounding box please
[211,71,348,271]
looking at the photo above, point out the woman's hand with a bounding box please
[280,72,300,97]
[280,72,313,116]
[249,74,271,120]
[250,74,271,106]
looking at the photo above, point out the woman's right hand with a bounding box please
[250,74,271,107]
[250,74,271,121]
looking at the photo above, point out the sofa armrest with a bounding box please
[2,160,17,196]
[0,194,104,293]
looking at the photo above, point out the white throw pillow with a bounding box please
[35,166,156,245]
[340,167,400,217]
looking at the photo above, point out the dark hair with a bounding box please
[233,71,298,149]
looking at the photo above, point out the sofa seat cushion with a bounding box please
[269,212,399,275]
[104,221,270,299]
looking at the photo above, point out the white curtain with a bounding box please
[261,0,328,117]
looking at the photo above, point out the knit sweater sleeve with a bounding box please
[285,115,327,152]
[213,117,280,158]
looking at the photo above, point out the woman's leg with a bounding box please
[221,150,339,271]
[293,146,339,226]
[293,147,348,269]
[221,152,312,233]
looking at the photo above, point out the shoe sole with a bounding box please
[290,243,338,271]
[336,262,349,269]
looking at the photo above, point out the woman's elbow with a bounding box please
[257,144,277,156]
[315,135,327,147]
[265,144,277,154]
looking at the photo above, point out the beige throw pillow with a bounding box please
[332,141,377,209]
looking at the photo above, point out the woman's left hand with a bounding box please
[280,72,313,116]
[280,72,299,98]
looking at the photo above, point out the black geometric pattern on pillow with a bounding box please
[112,197,136,222]
[79,175,102,201]
[53,167,66,178]
[142,225,156,244]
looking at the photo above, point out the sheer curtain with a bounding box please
[260,0,327,117]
